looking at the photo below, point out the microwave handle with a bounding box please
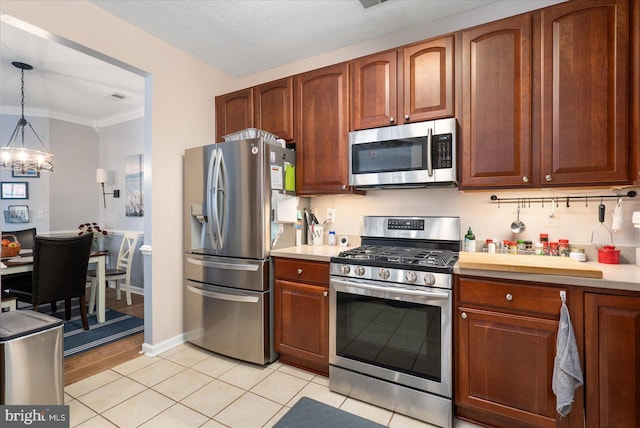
[427,128,433,177]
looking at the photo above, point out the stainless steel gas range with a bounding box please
[329,216,460,428]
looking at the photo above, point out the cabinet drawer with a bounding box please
[274,258,329,285]
[457,277,565,317]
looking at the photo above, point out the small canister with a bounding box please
[549,242,559,256]
[328,230,336,246]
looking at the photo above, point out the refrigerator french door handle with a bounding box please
[187,285,259,303]
[427,127,433,177]
[187,257,260,271]
[216,152,227,249]
[206,148,219,249]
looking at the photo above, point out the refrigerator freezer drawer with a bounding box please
[185,254,269,292]
[184,280,272,365]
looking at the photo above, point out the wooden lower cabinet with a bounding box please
[273,258,329,375]
[584,292,640,427]
[455,276,576,428]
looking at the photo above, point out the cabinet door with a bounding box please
[460,14,534,189]
[585,293,640,427]
[215,88,253,142]
[254,77,294,141]
[401,35,454,123]
[540,0,629,186]
[274,279,329,374]
[350,50,398,130]
[294,62,351,195]
[457,307,559,428]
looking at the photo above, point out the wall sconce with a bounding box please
[96,168,120,208]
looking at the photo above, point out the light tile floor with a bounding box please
[65,343,483,428]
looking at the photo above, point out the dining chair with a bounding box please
[1,228,37,297]
[7,233,93,330]
[3,227,36,250]
[88,232,139,313]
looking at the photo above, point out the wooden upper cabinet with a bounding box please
[540,0,630,186]
[294,62,353,195]
[401,35,455,123]
[350,35,455,131]
[215,88,253,142]
[350,50,398,130]
[460,14,534,189]
[254,77,294,141]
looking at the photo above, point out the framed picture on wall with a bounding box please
[5,205,30,223]
[0,182,29,200]
[12,169,40,178]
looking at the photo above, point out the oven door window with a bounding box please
[351,138,426,174]
[335,292,441,383]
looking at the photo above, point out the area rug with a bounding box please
[17,304,144,358]
[274,397,386,428]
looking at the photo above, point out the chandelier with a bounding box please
[1,62,54,173]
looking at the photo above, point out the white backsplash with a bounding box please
[307,187,640,249]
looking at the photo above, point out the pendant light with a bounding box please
[0,62,54,173]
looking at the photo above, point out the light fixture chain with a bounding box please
[21,68,25,119]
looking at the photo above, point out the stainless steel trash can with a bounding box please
[0,310,64,404]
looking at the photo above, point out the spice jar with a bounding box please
[558,239,570,257]
[539,233,549,255]
[508,241,518,254]
[549,241,559,256]
[535,242,544,255]
[517,240,526,252]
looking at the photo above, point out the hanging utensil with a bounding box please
[590,201,613,248]
[510,198,526,233]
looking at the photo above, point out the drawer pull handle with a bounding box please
[506,293,513,301]
[323,291,328,297]
[297,268,303,275]
[461,312,467,319]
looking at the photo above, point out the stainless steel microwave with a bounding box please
[349,118,457,188]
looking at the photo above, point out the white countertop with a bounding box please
[271,245,343,262]
[273,245,640,292]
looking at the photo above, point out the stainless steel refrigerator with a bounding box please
[183,138,295,364]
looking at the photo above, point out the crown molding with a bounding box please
[0,105,144,128]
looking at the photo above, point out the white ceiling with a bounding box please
[89,0,498,78]
[1,0,562,126]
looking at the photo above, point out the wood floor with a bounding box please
[64,287,145,386]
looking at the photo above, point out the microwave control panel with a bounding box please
[431,133,453,169]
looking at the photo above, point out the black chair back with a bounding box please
[3,227,36,249]
[32,234,93,305]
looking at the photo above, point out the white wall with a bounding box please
[307,188,640,250]
[97,117,145,233]
[49,118,99,231]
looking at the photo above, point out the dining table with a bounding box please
[0,249,108,323]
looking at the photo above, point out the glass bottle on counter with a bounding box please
[464,227,476,252]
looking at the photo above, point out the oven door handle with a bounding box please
[331,278,450,300]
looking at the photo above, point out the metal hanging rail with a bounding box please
[490,190,637,208]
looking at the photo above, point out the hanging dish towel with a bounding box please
[552,301,584,417]
[611,198,623,232]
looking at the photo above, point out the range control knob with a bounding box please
[340,265,351,275]
[354,266,366,276]
[379,269,390,280]
[405,271,417,283]
[423,273,436,286]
